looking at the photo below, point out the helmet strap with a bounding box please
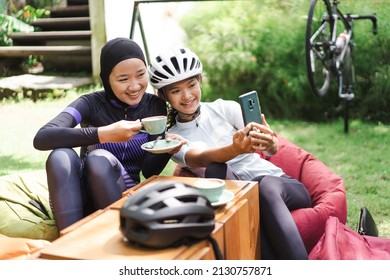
[177,105,201,124]
[207,235,224,260]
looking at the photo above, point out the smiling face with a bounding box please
[165,76,202,121]
[109,58,148,106]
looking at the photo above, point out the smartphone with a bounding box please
[239,90,262,126]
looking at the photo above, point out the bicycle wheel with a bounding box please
[305,0,334,97]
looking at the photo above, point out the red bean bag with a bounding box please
[309,216,390,259]
[173,134,348,253]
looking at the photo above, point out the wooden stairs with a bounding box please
[0,0,92,72]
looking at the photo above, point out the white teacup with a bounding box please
[141,115,167,135]
[193,178,226,203]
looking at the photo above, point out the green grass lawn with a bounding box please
[1,90,389,237]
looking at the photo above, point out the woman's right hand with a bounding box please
[232,127,256,154]
[98,120,142,143]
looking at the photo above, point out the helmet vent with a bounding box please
[170,57,181,74]
[177,195,199,204]
[136,196,149,206]
[132,223,149,235]
[149,201,166,211]
[150,77,159,84]
[161,218,180,224]
[162,65,174,76]
[158,214,212,225]
[158,214,186,225]
[190,58,196,70]
[159,185,176,192]
[152,70,168,80]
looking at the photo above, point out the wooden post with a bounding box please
[89,0,106,83]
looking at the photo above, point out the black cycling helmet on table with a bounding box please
[120,180,220,254]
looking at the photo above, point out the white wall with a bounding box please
[104,0,134,40]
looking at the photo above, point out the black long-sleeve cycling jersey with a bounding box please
[33,90,171,184]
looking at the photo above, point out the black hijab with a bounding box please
[100,37,146,107]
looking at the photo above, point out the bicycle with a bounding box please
[305,0,377,133]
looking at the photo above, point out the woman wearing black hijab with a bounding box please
[34,38,184,231]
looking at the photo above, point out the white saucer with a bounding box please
[211,190,234,207]
[141,139,181,154]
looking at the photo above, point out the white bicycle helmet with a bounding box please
[119,180,215,249]
[148,47,203,89]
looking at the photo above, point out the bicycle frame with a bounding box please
[331,7,353,100]
[332,2,377,99]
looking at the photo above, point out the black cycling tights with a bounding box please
[254,175,312,260]
[46,148,128,231]
[204,162,241,180]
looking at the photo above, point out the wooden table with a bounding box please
[37,176,260,260]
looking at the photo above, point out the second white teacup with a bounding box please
[193,178,226,203]
[141,115,167,135]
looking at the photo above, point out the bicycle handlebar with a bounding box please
[348,13,378,35]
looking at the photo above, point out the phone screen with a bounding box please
[239,91,262,125]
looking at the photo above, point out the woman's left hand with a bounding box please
[246,115,278,155]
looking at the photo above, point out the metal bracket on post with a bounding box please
[130,1,150,65]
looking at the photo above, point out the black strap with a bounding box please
[29,199,50,217]
[207,235,224,260]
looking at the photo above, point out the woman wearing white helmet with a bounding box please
[148,47,312,260]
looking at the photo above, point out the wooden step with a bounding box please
[0,46,91,57]
[49,5,89,18]
[32,17,90,31]
[10,30,92,43]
